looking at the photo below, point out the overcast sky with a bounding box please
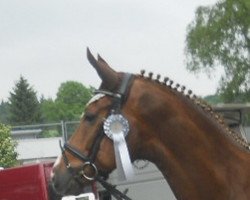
[0,0,219,102]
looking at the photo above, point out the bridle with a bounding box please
[59,73,134,200]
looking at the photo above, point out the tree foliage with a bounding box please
[55,81,92,120]
[40,98,61,123]
[0,101,10,124]
[0,123,18,168]
[204,94,223,105]
[185,0,250,102]
[8,76,41,125]
[1,77,93,124]
[41,81,93,122]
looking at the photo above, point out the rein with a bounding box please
[59,73,134,200]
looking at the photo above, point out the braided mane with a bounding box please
[137,70,250,150]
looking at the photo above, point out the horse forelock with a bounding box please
[86,93,106,107]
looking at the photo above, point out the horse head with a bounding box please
[51,49,147,195]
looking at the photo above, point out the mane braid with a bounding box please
[138,70,250,151]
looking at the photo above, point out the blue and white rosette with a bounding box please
[103,114,134,181]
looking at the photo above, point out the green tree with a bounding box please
[185,0,250,103]
[56,81,92,105]
[0,123,18,168]
[9,76,41,125]
[55,81,92,120]
[40,81,93,123]
[204,94,223,105]
[40,98,60,122]
[0,101,10,124]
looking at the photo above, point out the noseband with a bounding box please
[59,73,134,200]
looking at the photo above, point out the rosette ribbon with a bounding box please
[103,114,134,181]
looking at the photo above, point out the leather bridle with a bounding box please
[59,73,134,200]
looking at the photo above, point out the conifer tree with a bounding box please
[0,101,10,124]
[9,76,41,125]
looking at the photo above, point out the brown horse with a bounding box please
[51,49,250,200]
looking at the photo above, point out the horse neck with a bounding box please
[131,78,250,199]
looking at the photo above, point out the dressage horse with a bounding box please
[51,49,250,200]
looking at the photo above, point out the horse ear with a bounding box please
[87,48,119,89]
[97,54,107,63]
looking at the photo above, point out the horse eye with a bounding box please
[84,113,96,122]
